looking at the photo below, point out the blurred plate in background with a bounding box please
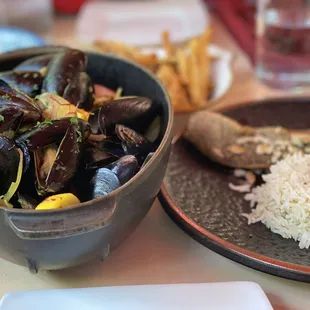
[76,0,209,46]
[0,27,45,54]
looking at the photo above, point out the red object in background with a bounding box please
[205,0,256,64]
[53,0,88,14]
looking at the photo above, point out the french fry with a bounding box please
[175,49,190,86]
[162,31,175,58]
[134,54,159,72]
[156,64,195,113]
[94,40,158,71]
[200,28,212,100]
[187,38,205,108]
[93,40,139,60]
[114,87,123,99]
[93,27,213,114]
[196,42,208,102]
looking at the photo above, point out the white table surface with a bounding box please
[0,200,310,310]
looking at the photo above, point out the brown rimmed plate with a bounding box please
[159,98,310,283]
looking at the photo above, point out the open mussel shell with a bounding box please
[106,155,138,185]
[17,192,38,210]
[63,72,94,111]
[0,107,23,139]
[0,137,21,196]
[15,140,31,174]
[34,120,89,195]
[144,116,161,143]
[0,81,41,123]
[17,117,90,151]
[16,154,42,205]
[141,152,154,169]
[42,49,86,96]
[0,71,43,97]
[100,135,126,158]
[82,142,117,170]
[89,97,160,134]
[115,124,155,164]
[14,54,56,73]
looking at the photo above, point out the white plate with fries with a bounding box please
[92,30,233,113]
[141,44,233,112]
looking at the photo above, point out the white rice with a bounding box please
[243,153,310,249]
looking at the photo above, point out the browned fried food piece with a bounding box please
[156,64,195,113]
[186,29,212,108]
[199,29,212,101]
[94,27,213,114]
[161,31,175,58]
[187,38,205,108]
[175,48,190,86]
[93,40,139,59]
[93,40,158,72]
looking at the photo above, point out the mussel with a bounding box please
[42,49,86,96]
[76,155,138,201]
[0,136,23,206]
[41,49,95,111]
[89,97,159,134]
[0,71,43,97]
[82,142,117,170]
[17,118,76,150]
[106,155,138,185]
[88,168,120,199]
[14,54,56,74]
[0,107,24,139]
[115,124,155,164]
[100,135,126,158]
[0,81,41,123]
[32,118,90,195]
[62,72,94,111]
[17,193,38,210]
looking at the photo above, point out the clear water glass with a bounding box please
[256,0,310,89]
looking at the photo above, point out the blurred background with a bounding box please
[0,0,255,56]
[1,0,309,90]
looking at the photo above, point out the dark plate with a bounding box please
[159,98,310,283]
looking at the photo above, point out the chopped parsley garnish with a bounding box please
[70,115,79,125]
[35,118,53,128]
[1,94,11,100]
[76,129,83,143]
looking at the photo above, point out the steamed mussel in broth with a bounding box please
[0,71,43,98]
[0,48,162,210]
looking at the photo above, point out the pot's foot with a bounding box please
[100,244,110,262]
[27,259,38,274]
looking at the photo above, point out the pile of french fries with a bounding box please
[93,28,212,113]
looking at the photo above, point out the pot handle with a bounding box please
[5,200,117,240]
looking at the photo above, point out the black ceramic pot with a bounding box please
[0,46,173,273]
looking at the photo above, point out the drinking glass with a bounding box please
[256,0,310,89]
